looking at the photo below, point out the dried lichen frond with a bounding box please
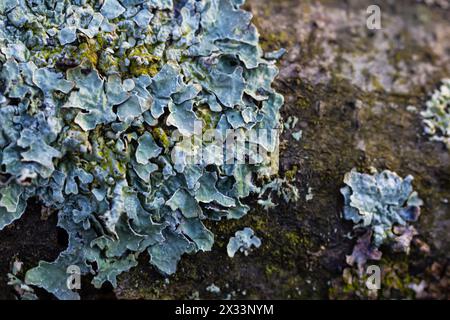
[0,0,284,299]
[421,79,450,149]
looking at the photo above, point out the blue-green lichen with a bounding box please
[0,0,284,299]
[341,169,423,270]
[421,79,450,149]
[227,227,261,258]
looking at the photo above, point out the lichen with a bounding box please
[0,0,284,299]
[227,227,262,258]
[341,169,423,271]
[7,257,38,300]
[421,79,450,149]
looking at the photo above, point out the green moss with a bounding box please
[77,40,99,66]
[28,31,162,79]
[196,106,219,133]
[34,47,63,62]
[98,52,120,75]
[152,127,170,150]
[128,46,160,77]
[284,165,298,181]
[284,231,301,246]
[95,32,111,50]
[260,30,292,52]
[265,264,280,277]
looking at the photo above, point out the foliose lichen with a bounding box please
[7,257,38,300]
[341,169,423,271]
[421,79,450,149]
[226,227,261,258]
[0,0,283,299]
[257,176,300,208]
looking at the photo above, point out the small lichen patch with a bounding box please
[421,79,450,149]
[227,227,262,258]
[341,169,423,271]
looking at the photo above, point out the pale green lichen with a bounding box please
[227,227,262,258]
[0,0,284,299]
[341,169,423,271]
[421,79,450,149]
[7,257,38,300]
